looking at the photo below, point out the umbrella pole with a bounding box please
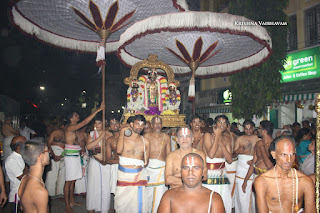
[97,30,111,163]
[102,63,106,162]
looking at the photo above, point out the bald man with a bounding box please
[255,136,316,212]
[158,153,225,213]
[5,136,28,212]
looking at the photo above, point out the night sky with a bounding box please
[0,0,130,117]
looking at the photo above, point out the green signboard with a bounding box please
[281,46,320,83]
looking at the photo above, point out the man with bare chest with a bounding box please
[165,127,207,189]
[64,105,103,213]
[46,121,66,197]
[106,116,121,196]
[18,141,50,213]
[232,119,260,213]
[242,120,274,194]
[159,153,224,213]
[255,136,316,213]
[203,115,232,213]
[143,116,171,213]
[86,116,114,213]
[115,115,150,213]
[190,115,204,151]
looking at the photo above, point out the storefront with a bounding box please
[277,46,320,127]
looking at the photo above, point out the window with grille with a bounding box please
[305,4,320,47]
[287,15,297,51]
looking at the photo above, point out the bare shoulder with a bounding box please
[296,170,314,187]
[166,150,179,159]
[194,149,206,157]
[143,132,152,139]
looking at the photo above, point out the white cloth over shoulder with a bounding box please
[234,154,256,213]
[146,159,167,213]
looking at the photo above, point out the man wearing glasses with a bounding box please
[18,140,51,213]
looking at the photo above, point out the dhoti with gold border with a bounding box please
[145,159,167,213]
[203,157,232,213]
[115,164,148,213]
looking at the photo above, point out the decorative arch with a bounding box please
[123,54,181,87]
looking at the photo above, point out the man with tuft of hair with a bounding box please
[18,140,50,213]
[158,153,224,213]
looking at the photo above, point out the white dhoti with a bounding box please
[110,163,118,194]
[64,144,82,181]
[3,136,14,182]
[75,152,89,194]
[115,157,148,213]
[45,145,65,196]
[203,157,232,213]
[234,155,256,213]
[225,158,237,208]
[145,159,167,213]
[86,157,111,212]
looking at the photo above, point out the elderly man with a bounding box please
[165,127,207,189]
[254,136,316,212]
[5,136,28,212]
[18,140,50,213]
[143,116,171,213]
[115,115,150,213]
[158,153,224,213]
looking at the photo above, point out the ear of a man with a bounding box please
[270,151,276,159]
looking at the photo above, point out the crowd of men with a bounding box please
[0,109,317,213]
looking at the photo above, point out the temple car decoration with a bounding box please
[123,55,185,127]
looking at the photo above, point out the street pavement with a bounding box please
[0,194,89,213]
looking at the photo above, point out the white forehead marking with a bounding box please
[138,121,144,126]
[155,117,161,122]
[181,128,189,136]
[186,156,195,167]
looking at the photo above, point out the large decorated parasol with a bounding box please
[11,0,188,53]
[117,11,272,114]
[10,0,188,162]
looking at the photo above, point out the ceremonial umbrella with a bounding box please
[10,0,188,161]
[117,11,272,115]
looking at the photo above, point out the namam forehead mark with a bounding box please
[110,119,119,125]
[154,117,161,123]
[138,121,144,126]
[186,156,195,167]
[180,128,191,136]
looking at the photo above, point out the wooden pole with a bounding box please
[102,63,106,162]
[98,29,111,163]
